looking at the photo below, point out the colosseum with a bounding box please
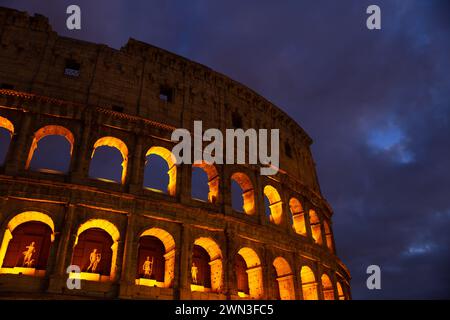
[0,7,350,300]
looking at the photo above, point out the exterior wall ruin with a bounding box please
[0,7,350,300]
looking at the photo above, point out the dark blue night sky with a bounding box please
[0,0,449,299]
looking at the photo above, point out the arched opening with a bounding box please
[273,257,295,300]
[191,237,223,293]
[235,247,263,299]
[321,273,335,300]
[231,172,255,215]
[323,221,334,252]
[309,210,323,245]
[70,219,120,281]
[192,162,219,204]
[136,228,175,288]
[26,125,74,174]
[0,211,55,276]
[0,116,14,166]
[89,137,128,184]
[263,185,283,225]
[300,266,318,300]
[337,281,346,300]
[144,146,177,196]
[289,198,307,236]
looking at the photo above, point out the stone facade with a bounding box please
[0,7,350,299]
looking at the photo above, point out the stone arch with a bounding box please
[91,136,128,184]
[323,220,334,252]
[0,211,55,275]
[25,125,75,170]
[300,265,318,300]
[289,198,307,236]
[192,161,219,204]
[236,247,263,299]
[191,237,223,293]
[263,185,283,225]
[145,146,177,196]
[137,227,175,288]
[72,219,120,280]
[231,172,255,215]
[0,116,14,135]
[321,273,335,300]
[336,281,346,300]
[273,257,295,300]
[0,116,14,165]
[309,209,323,245]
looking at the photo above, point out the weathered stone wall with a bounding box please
[0,6,351,300]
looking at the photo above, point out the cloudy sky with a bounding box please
[1,0,449,299]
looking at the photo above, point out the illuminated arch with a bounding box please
[0,211,55,273]
[289,198,307,236]
[300,265,318,300]
[192,161,219,204]
[323,220,334,252]
[337,281,346,300]
[0,116,14,135]
[73,219,120,281]
[263,185,283,225]
[191,237,223,293]
[236,247,263,299]
[309,209,323,245]
[91,136,128,184]
[25,125,75,169]
[231,172,255,215]
[137,227,176,288]
[273,257,295,300]
[321,273,335,300]
[145,146,177,196]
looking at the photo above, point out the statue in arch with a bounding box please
[87,249,101,273]
[142,256,154,278]
[22,242,36,268]
[191,262,199,284]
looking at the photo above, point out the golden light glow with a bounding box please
[263,185,283,225]
[337,281,346,300]
[193,161,219,204]
[273,257,295,300]
[139,227,175,288]
[301,266,318,300]
[0,115,14,135]
[237,247,263,299]
[323,221,334,252]
[92,136,128,184]
[0,211,55,273]
[321,273,335,300]
[289,198,307,236]
[192,237,223,293]
[231,172,255,215]
[309,209,323,245]
[74,219,120,281]
[25,125,75,170]
[0,267,45,277]
[146,146,177,196]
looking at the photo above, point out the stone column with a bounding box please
[4,112,33,175]
[128,135,144,194]
[119,213,136,297]
[303,202,313,242]
[71,113,92,183]
[317,264,325,300]
[47,204,76,293]
[179,164,192,205]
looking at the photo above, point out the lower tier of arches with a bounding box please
[0,185,350,300]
